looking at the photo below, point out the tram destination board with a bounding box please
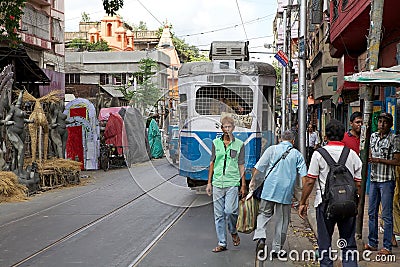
[274,49,289,67]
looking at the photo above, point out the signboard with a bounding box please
[274,50,289,67]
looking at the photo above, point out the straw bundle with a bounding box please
[0,172,28,202]
[40,158,82,173]
[22,89,63,104]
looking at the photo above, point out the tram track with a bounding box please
[0,161,172,229]
[9,166,182,267]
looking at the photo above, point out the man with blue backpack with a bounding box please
[299,119,362,267]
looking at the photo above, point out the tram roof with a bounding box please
[178,61,276,77]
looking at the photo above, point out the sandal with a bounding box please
[378,248,392,255]
[212,245,227,253]
[232,233,240,246]
[392,235,398,247]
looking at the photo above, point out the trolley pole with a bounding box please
[356,0,385,239]
[298,0,307,163]
[281,6,288,135]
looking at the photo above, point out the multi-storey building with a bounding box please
[65,15,159,52]
[329,0,400,130]
[307,0,338,132]
[273,0,300,125]
[0,0,64,97]
[64,50,170,110]
[21,0,65,96]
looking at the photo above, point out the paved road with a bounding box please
[0,159,316,267]
[0,160,191,266]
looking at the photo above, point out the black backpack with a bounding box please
[317,147,358,220]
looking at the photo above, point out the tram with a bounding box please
[178,41,277,187]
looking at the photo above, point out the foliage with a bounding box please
[102,0,124,16]
[117,58,161,110]
[272,61,282,98]
[133,21,148,31]
[0,0,27,46]
[81,12,90,22]
[67,38,110,51]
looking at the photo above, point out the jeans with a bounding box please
[213,186,239,247]
[316,202,358,267]
[368,180,395,251]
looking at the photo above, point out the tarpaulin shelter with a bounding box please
[98,106,129,121]
[121,107,150,165]
[103,112,126,155]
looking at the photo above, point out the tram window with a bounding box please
[195,86,253,116]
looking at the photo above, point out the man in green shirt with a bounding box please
[206,116,246,253]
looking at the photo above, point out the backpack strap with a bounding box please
[316,147,336,167]
[338,146,350,166]
[315,147,337,201]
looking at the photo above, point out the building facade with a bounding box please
[20,0,65,96]
[65,50,170,112]
[65,16,160,52]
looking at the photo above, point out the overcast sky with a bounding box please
[64,0,278,62]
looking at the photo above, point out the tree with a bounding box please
[0,0,27,46]
[81,12,90,22]
[272,61,282,99]
[67,38,110,51]
[117,58,161,112]
[102,0,124,16]
[133,21,148,31]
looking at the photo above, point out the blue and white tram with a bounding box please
[178,47,276,187]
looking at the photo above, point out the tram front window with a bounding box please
[195,86,253,116]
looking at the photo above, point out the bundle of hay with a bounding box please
[0,172,28,202]
[42,158,82,173]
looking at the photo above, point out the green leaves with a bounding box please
[0,0,27,46]
[102,0,124,16]
[117,58,161,110]
[67,38,110,51]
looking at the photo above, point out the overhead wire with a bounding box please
[177,14,274,38]
[135,0,163,26]
[235,0,248,41]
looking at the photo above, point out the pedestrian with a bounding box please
[291,121,299,149]
[306,124,319,166]
[365,112,400,255]
[298,119,362,267]
[206,116,247,253]
[250,129,307,258]
[321,135,328,146]
[342,111,363,154]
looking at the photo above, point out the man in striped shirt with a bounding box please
[365,112,400,255]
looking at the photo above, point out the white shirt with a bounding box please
[307,141,362,207]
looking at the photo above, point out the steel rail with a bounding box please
[10,171,179,267]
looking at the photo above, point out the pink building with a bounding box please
[87,16,135,51]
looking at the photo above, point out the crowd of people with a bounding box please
[206,111,400,266]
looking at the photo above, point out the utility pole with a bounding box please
[281,6,288,135]
[287,1,294,130]
[356,0,385,239]
[298,0,307,163]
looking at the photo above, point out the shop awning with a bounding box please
[0,46,50,85]
[344,65,400,85]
